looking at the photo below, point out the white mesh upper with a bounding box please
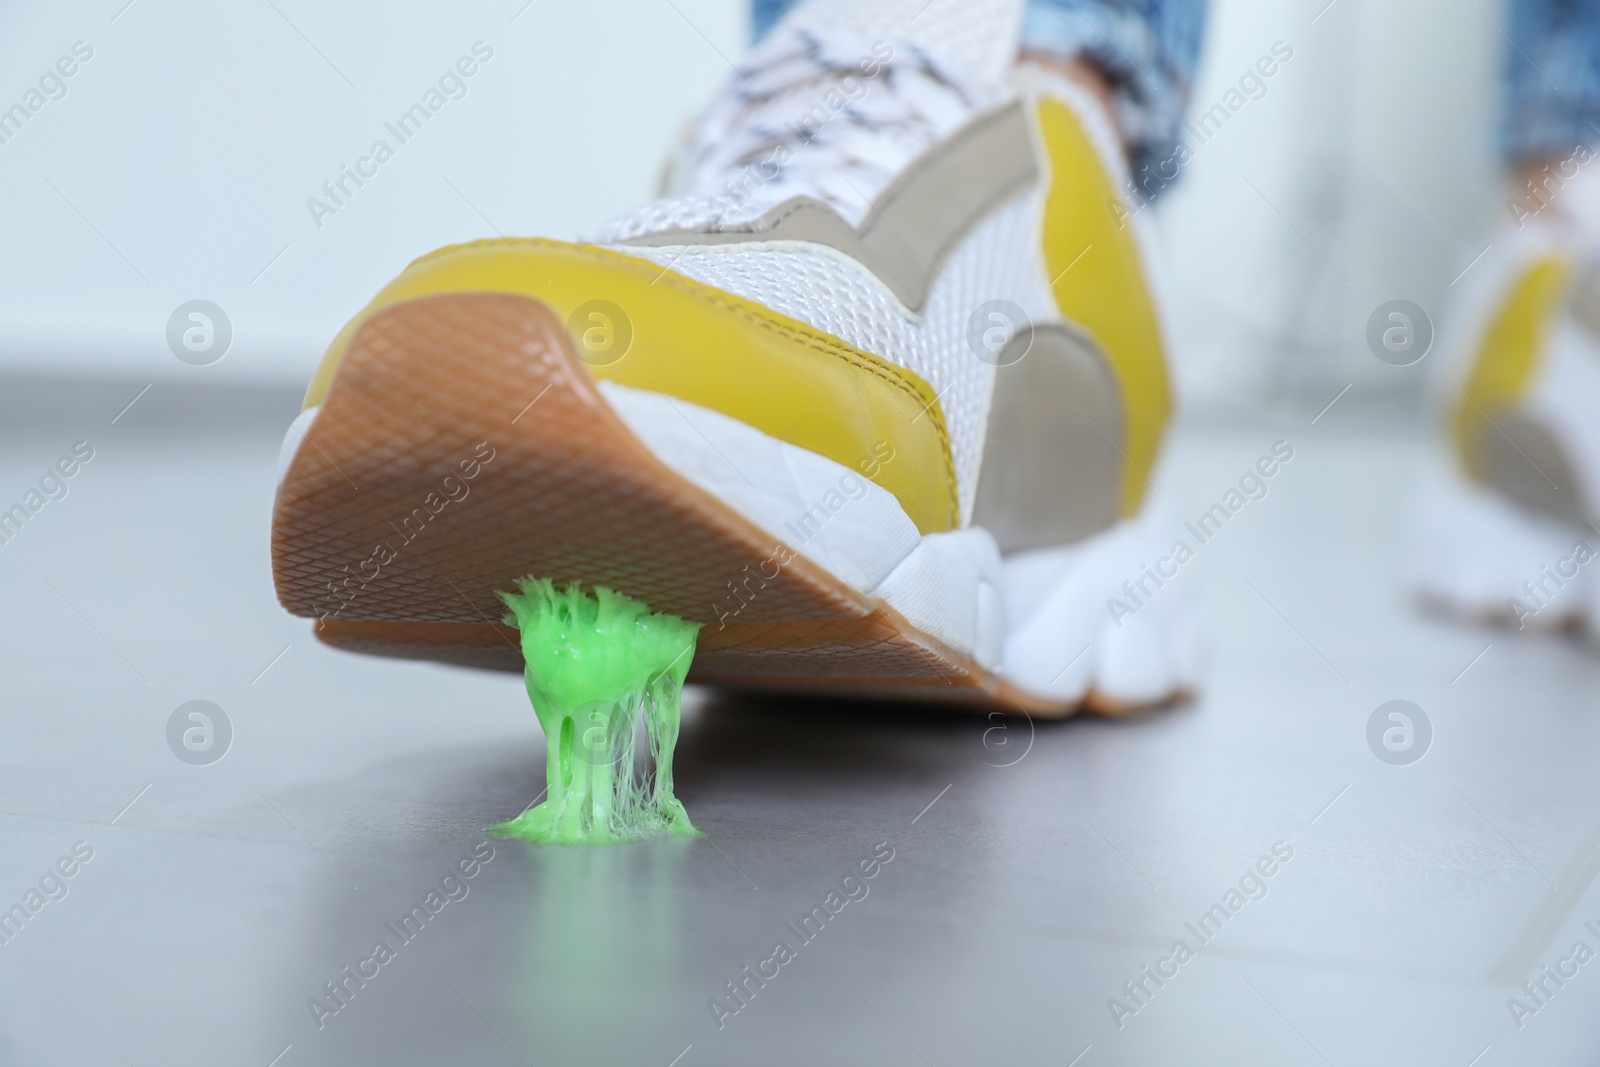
[602,28,1008,235]
[592,6,1050,525]
[776,0,1027,83]
[605,188,1059,523]
[597,198,731,244]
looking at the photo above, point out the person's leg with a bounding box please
[1502,0,1600,223]
[1019,0,1206,182]
[1416,0,1600,630]
[283,0,1203,735]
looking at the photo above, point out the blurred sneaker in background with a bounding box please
[1413,0,1600,638]
[1414,165,1600,636]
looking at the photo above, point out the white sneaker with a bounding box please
[271,0,1197,714]
[1413,198,1600,635]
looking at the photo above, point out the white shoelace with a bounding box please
[613,28,1005,237]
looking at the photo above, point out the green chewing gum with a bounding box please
[492,578,701,845]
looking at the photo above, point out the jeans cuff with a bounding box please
[1020,3,1192,176]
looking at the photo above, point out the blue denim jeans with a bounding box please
[750,0,1206,181]
[1503,0,1600,164]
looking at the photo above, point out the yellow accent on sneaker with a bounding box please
[1035,96,1171,517]
[301,238,960,534]
[1453,255,1575,482]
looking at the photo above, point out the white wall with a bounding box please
[3,0,1507,406]
[0,0,745,385]
[1158,0,1504,409]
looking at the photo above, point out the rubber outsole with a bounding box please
[272,292,1134,716]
